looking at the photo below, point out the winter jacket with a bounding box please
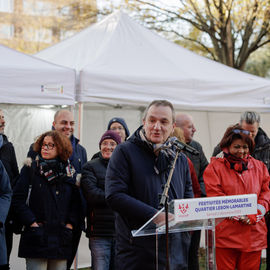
[0,134,19,187]
[12,159,81,259]
[184,140,208,197]
[204,156,270,251]
[212,127,270,173]
[27,135,87,229]
[105,127,194,270]
[0,134,19,229]
[81,154,115,237]
[253,127,270,172]
[0,161,12,265]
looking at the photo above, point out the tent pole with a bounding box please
[78,102,84,141]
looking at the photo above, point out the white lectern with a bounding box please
[132,194,257,270]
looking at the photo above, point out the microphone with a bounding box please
[170,137,199,155]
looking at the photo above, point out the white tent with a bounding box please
[0,44,75,105]
[37,11,270,112]
[35,10,270,157]
[9,11,270,269]
[0,45,77,269]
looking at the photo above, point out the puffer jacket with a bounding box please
[12,159,81,259]
[81,154,115,237]
[204,156,270,251]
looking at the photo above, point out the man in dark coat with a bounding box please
[0,109,19,270]
[27,109,87,270]
[212,111,270,269]
[105,100,194,270]
[0,161,12,270]
[175,113,208,270]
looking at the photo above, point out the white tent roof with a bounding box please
[36,11,270,111]
[0,45,75,105]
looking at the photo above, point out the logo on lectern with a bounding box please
[179,203,189,214]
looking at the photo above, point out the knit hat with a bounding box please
[99,130,121,149]
[107,117,130,139]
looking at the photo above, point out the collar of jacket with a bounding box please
[255,127,270,148]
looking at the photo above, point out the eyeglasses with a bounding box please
[111,127,124,131]
[101,141,117,147]
[232,129,250,135]
[42,143,55,150]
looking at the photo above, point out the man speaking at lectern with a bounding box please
[105,100,194,270]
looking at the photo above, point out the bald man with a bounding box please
[176,113,208,270]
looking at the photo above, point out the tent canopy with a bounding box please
[36,11,270,112]
[0,45,75,105]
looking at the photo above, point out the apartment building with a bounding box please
[0,0,97,53]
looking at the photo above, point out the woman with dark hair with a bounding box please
[12,131,81,270]
[204,124,270,270]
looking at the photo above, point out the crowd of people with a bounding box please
[0,101,270,270]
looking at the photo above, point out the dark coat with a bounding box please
[105,127,194,270]
[27,135,88,229]
[184,140,208,197]
[81,154,115,237]
[0,134,19,187]
[212,127,270,173]
[0,135,19,229]
[0,161,12,265]
[12,160,81,259]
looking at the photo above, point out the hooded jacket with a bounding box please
[204,156,270,251]
[105,126,194,270]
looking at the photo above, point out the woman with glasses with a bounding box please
[81,130,121,270]
[204,124,270,270]
[12,130,81,270]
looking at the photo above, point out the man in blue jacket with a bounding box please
[27,109,87,270]
[105,100,193,270]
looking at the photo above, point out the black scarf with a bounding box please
[139,128,178,174]
[38,155,74,184]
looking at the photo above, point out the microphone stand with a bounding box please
[159,148,181,270]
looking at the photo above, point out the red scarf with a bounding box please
[224,152,249,173]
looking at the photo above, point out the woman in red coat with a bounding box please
[204,124,270,270]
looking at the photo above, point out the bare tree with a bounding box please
[126,0,270,70]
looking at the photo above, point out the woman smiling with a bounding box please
[12,131,81,270]
[204,124,270,270]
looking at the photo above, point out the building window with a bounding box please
[24,27,52,43]
[0,24,14,39]
[0,0,13,12]
[23,0,55,16]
